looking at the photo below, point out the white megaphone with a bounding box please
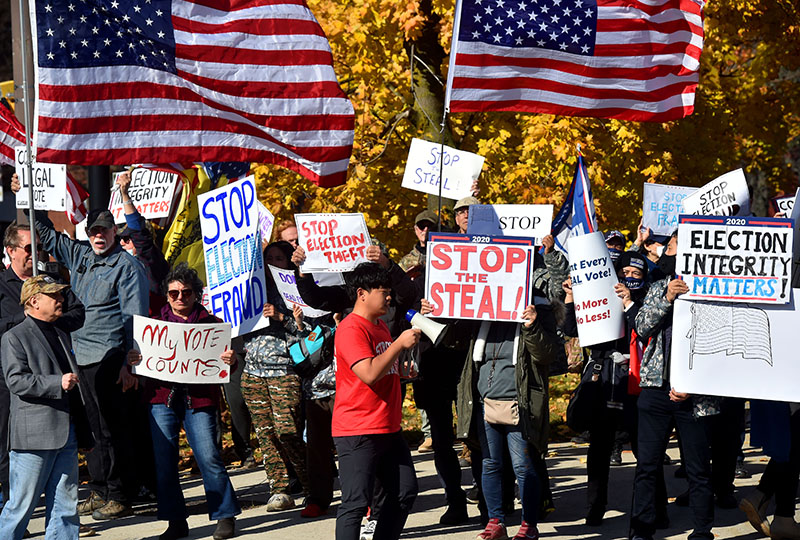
[405,309,446,347]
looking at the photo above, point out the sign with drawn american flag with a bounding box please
[29,0,355,187]
[445,0,705,122]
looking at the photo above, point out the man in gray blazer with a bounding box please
[0,275,87,540]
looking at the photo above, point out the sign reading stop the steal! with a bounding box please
[425,233,535,322]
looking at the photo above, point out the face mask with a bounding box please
[623,276,644,290]
[657,253,676,277]
[608,248,622,263]
[654,245,665,258]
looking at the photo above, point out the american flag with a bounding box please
[445,0,704,121]
[31,0,355,187]
[550,150,598,253]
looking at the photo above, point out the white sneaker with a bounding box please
[359,519,377,540]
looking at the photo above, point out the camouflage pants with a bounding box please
[241,373,308,495]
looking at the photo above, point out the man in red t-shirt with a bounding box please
[332,263,421,540]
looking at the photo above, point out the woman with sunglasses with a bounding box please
[126,263,241,540]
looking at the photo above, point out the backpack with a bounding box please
[289,325,335,379]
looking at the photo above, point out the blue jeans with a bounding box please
[149,403,240,521]
[482,417,539,525]
[0,424,79,540]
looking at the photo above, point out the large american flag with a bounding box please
[30,0,355,187]
[445,0,704,121]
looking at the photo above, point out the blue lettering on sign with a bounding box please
[205,232,264,290]
[210,275,265,328]
[202,181,256,243]
[692,276,776,298]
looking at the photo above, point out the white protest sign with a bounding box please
[567,231,625,347]
[642,183,698,236]
[466,204,553,245]
[683,169,750,217]
[670,295,800,402]
[425,233,535,322]
[313,272,345,287]
[256,201,274,245]
[14,147,67,211]
[771,189,797,216]
[132,315,232,384]
[268,265,330,318]
[296,213,370,273]
[401,138,483,200]
[676,215,793,304]
[199,176,269,337]
[108,168,181,223]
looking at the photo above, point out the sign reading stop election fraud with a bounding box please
[424,233,535,322]
[199,176,268,337]
[14,146,67,211]
[466,204,554,245]
[109,168,181,223]
[676,215,794,304]
[642,183,698,236]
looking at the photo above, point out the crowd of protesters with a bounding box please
[0,172,799,540]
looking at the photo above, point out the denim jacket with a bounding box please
[34,211,149,366]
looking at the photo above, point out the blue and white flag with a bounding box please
[551,151,598,253]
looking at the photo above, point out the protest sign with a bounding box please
[296,213,370,273]
[401,138,483,200]
[14,146,67,211]
[567,231,625,347]
[670,295,800,402]
[424,233,535,322]
[771,189,797,215]
[676,215,793,304]
[683,169,750,217]
[256,201,275,246]
[642,183,698,235]
[268,265,330,318]
[108,168,181,223]
[132,315,232,384]
[199,176,268,337]
[466,204,553,245]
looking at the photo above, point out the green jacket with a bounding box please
[455,304,562,454]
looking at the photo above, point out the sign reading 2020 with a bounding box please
[199,176,269,337]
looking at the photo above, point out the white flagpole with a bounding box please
[18,0,38,276]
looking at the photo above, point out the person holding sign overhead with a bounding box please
[125,263,241,540]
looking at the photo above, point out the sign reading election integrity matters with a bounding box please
[567,231,625,347]
[401,138,483,201]
[683,169,750,217]
[670,295,800,402]
[132,315,232,384]
[466,204,553,245]
[425,233,535,322]
[199,176,268,337]
[268,265,330,318]
[14,146,67,211]
[296,213,371,273]
[676,215,794,305]
[771,189,797,216]
[642,183,698,236]
[108,168,181,223]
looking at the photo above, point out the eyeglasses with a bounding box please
[167,289,194,300]
[18,244,44,254]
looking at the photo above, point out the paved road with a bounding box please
[27,439,768,539]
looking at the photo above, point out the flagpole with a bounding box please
[436,114,446,232]
[18,0,38,276]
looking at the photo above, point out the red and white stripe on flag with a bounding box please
[65,171,89,225]
[31,0,355,187]
[445,0,705,122]
[0,104,25,166]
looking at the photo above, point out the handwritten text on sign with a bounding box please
[108,169,181,223]
[199,176,268,337]
[401,138,483,200]
[642,183,698,236]
[296,213,371,272]
[683,169,750,217]
[676,215,794,304]
[132,315,232,384]
[14,147,67,211]
[567,232,625,347]
[424,234,534,322]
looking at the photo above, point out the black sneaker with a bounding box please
[610,447,623,466]
[585,506,604,526]
[571,431,591,444]
[466,486,480,504]
[159,519,189,540]
[735,459,751,479]
[439,504,469,525]
[674,490,689,507]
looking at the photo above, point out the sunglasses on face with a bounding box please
[167,289,194,300]
[18,244,44,254]
[120,236,132,243]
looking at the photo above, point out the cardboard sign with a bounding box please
[683,169,750,217]
[296,213,370,273]
[771,190,797,215]
[676,215,794,304]
[199,176,269,337]
[401,138,483,200]
[466,204,553,245]
[670,295,800,402]
[256,201,275,246]
[424,233,535,322]
[268,265,331,318]
[642,183,698,235]
[132,315,232,384]
[14,146,67,211]
[108,168,181,223]
[567,231,625,347]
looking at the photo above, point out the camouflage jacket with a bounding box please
[635,278,719,417]
[399,243,426,272]
[534,250,570,302]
